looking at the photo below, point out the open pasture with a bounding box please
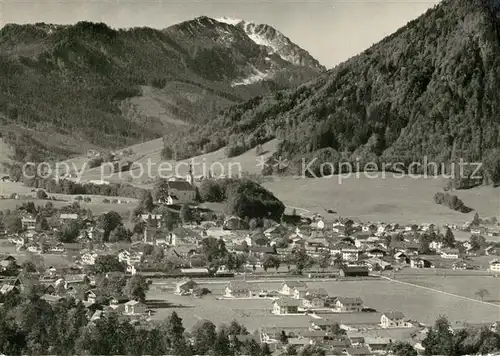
[263,175,499,226]
[146,277,500,330]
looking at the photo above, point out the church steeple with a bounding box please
[186,163,194,184]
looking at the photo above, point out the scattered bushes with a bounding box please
[434,192,473,213]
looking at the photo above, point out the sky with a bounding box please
[1,0,439,68]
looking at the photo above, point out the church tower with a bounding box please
[186,163,194,185]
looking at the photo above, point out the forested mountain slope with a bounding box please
[168,0,500,176]
[0,18,324,163]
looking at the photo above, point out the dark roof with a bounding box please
[249,246,276,254]
[337,297,363,305]
[167,181,195,191]
[346,347,372,355]
[283,281,307,289]
[275,298,301,307]
[383,311,405,320]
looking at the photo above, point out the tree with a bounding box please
[191,320,217,355]
[279,330,289,344]
[389,341,417,356]
[4,214,22,234]
[57,221,81,243]
[443,227,456,248]
[93,255,125,274]
[213,328,231,356]
[36,189,48,199]
[139,191,154,213]
[164,312,190,356]
[472,212,480,226]
[35,216,49,232]
[298,344,326,356]
[319,250,331,271]
[260,342,272,356]
[422,316,454,356]
[292,247,312,274]
[180,203,192,224]
[263,255,281,272]
[470,234,486,251]
[97,211,123,241]
[476,288,489,301]
[124,275,149,302]
[109,225,132,242]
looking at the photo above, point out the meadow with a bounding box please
[262,175,500,226]
[146,277,500,331]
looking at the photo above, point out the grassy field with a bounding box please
[0,182,138,216]
[146,276,500,331]
[262,175,500,226]
[58,139,279,186]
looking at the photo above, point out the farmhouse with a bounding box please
[280,281,308,296]
[264,224,288,239]
[334,297,363,312]
[489,260,500,272]
[224,281,262,298]
[272,298,301,315]
[339,265,369,277]
[124,300,146,315]
[175,279,198,295]
[223,216,249,230]
[410,257,434,269]
[366,248,386,258]
[441,248,460,259]
[380,311,413,328]
[60,213,78,221]
[303,294,325,309]
[21,216,36,230]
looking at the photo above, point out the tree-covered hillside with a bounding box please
[0,19,324,162]
[168,0,500,175]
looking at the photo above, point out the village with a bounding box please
[0,170,500,355]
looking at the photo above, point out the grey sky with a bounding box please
[1,0,438,68]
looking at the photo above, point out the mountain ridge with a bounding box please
[0,17,325,164]
[165,0,500,178]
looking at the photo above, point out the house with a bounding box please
[40,294,65,304]
[141,214,163,228]
[0,284,17,295]
[365,337,392,352]
[272,298,301,315]
[489,260,500,273]
[223,216,249,230]
[60,213,78,222]
[394,251,410,263]
[441,248,460,259]
[430,241,443,252]
[245,232,268,247]
[175,279,198,295]
[248,246,277,258]
[108,296,130,313]
[490,321,500,333]
[393,242,420,255]
[280,281,308,296]
[264,225,288,239]
[366,248,386,259]
[21,216,36,230]
[410,257,434,269]
[124,300,146,315]
[381,311,412,328]
[339,265,369,277]
[310,318,342,331]
[84,290,98,303]
[0,255,17,268]
[225,281,250,298]
[334,297,363,312]
[452,261,472,270]
[302,294,325,309]
[81,252,98,265]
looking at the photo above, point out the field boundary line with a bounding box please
[381,276,500,308]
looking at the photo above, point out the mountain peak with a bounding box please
[215,17,245,26]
